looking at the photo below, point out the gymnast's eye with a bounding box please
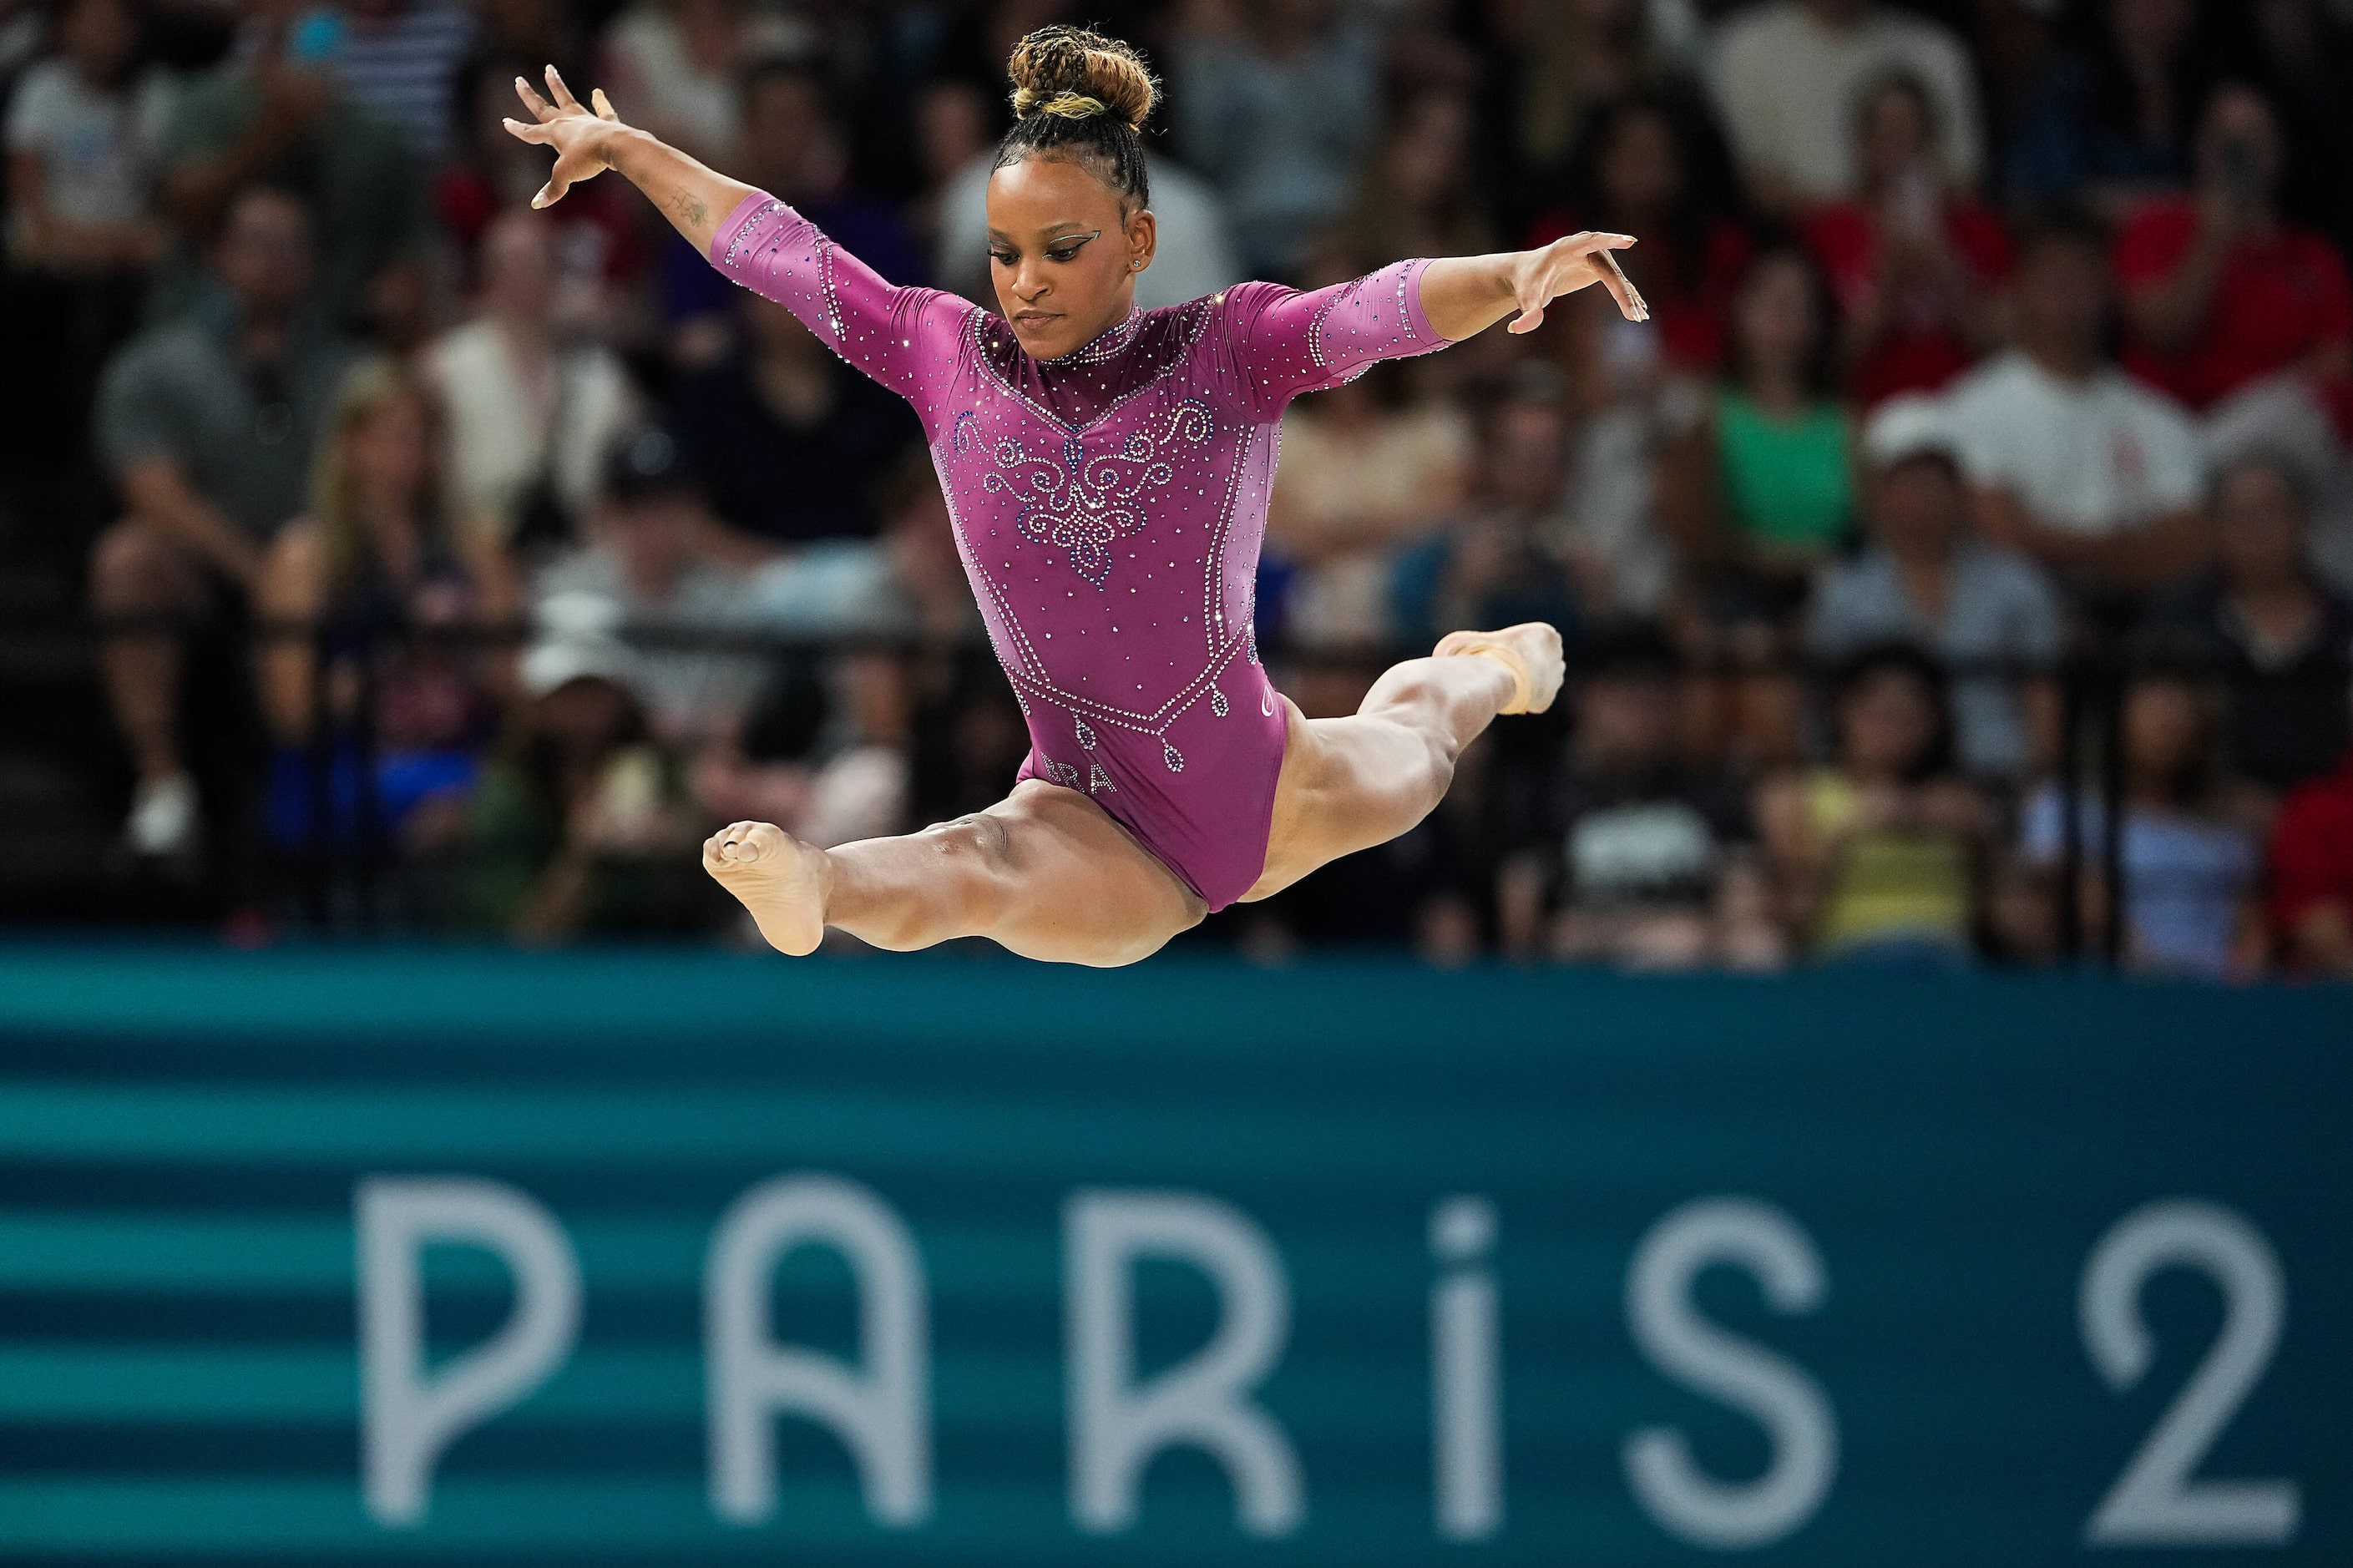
[1045,232,1100,263]
[988,247,1018,267]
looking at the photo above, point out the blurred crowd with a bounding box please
[5,0,2353,976]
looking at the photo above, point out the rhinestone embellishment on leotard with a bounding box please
[1162,741,1184,773]
[1038,756,1081,791]
[1075,717,1096,751]
[1088,762,1116,793]
[1210,689,1229,718]
[962,398,1216,587]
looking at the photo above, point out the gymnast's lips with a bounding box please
[1010,309,1062,331]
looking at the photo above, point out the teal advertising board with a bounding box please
[0,944,2344,1564]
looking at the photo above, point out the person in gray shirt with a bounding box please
[89,183,356,858]
[1811,394,2062,782]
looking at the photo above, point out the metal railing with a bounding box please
[21,610,2311,964]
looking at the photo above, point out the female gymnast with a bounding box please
[504,27,1647,966]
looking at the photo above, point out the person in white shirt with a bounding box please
[1945,213,2207,603]
[423,210,636,551]
[1705,0,1981,214]
[4,0,174,272]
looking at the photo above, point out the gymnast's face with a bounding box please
[985,154,1156,362]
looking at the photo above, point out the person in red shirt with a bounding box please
[2114,82,2353,431]
[1804,70,2012,409]
[2270,727,2353,978]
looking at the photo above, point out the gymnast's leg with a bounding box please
[1245,623,1564,901]
[704,780,1207,967]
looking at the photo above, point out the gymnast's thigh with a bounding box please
[979,780,1208,966]
[1243,695,1438,901]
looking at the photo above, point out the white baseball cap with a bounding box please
[1862,392,1963,472]
[519,633,645,700]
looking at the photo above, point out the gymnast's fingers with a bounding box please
[544,63,583,114]
[591,87,620,123]
[1594,252,1646,322]
[514,73,555,122]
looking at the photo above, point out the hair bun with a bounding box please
[1008,25,1156,132]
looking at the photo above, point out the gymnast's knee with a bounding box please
[921,812,1020,901]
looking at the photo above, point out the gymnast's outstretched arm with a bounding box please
[503,66,965,403]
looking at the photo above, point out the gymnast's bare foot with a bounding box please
[1435,622,1564,715]
[703,821,829,956]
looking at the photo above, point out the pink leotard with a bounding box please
[710,191,1450,909]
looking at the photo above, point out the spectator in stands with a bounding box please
[2246,0,2353,265]
[1658,245,1854,618]
[1945,211,2206,610]
[1812,396,2061,784]
[305,0,477,166]
[1393,371,1585,655]
[424,210,637,554]
[2114,83,2352,426]
[157,0,423,326]
[251,358,514,853]
[90,185,357,859]
[1553,286,1683,621]
[1267,361,1470,655]
[1332,90,1493,272]
[908,78,990,267]
[1756,642,1992,964]
[2019,639,2266,979]
[5,0,171,276]
[2002,0,2209,216]
[4,0,176,458]
[667,288,923,550]
[1804,70,2012,408]
[1704,0,1982,215]
[1656,245,1849,773]
[2148,451,2353,796]
[451,632,716,942]
[530,425,762,747]
[2268,678,2353,977]
[1498,625,1784,969]
[1171,0,1380,280]
[596,0,787,166]
[1478,0,1701,237]
[691,645,916,862]
[1541,90,1748,374]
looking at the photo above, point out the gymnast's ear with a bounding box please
[1123,205,1156,275]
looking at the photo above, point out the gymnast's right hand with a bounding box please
[503,64,625,210]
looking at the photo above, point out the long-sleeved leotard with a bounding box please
[710,191,1451,908]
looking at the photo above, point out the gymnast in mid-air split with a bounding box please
[506,26,1647,966]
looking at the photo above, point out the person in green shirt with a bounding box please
[1662,245,1856,573]
[1657,244,1858,767]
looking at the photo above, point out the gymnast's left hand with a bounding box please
[1505,232,1646,334]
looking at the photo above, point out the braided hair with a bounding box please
[992,26,1156,210]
